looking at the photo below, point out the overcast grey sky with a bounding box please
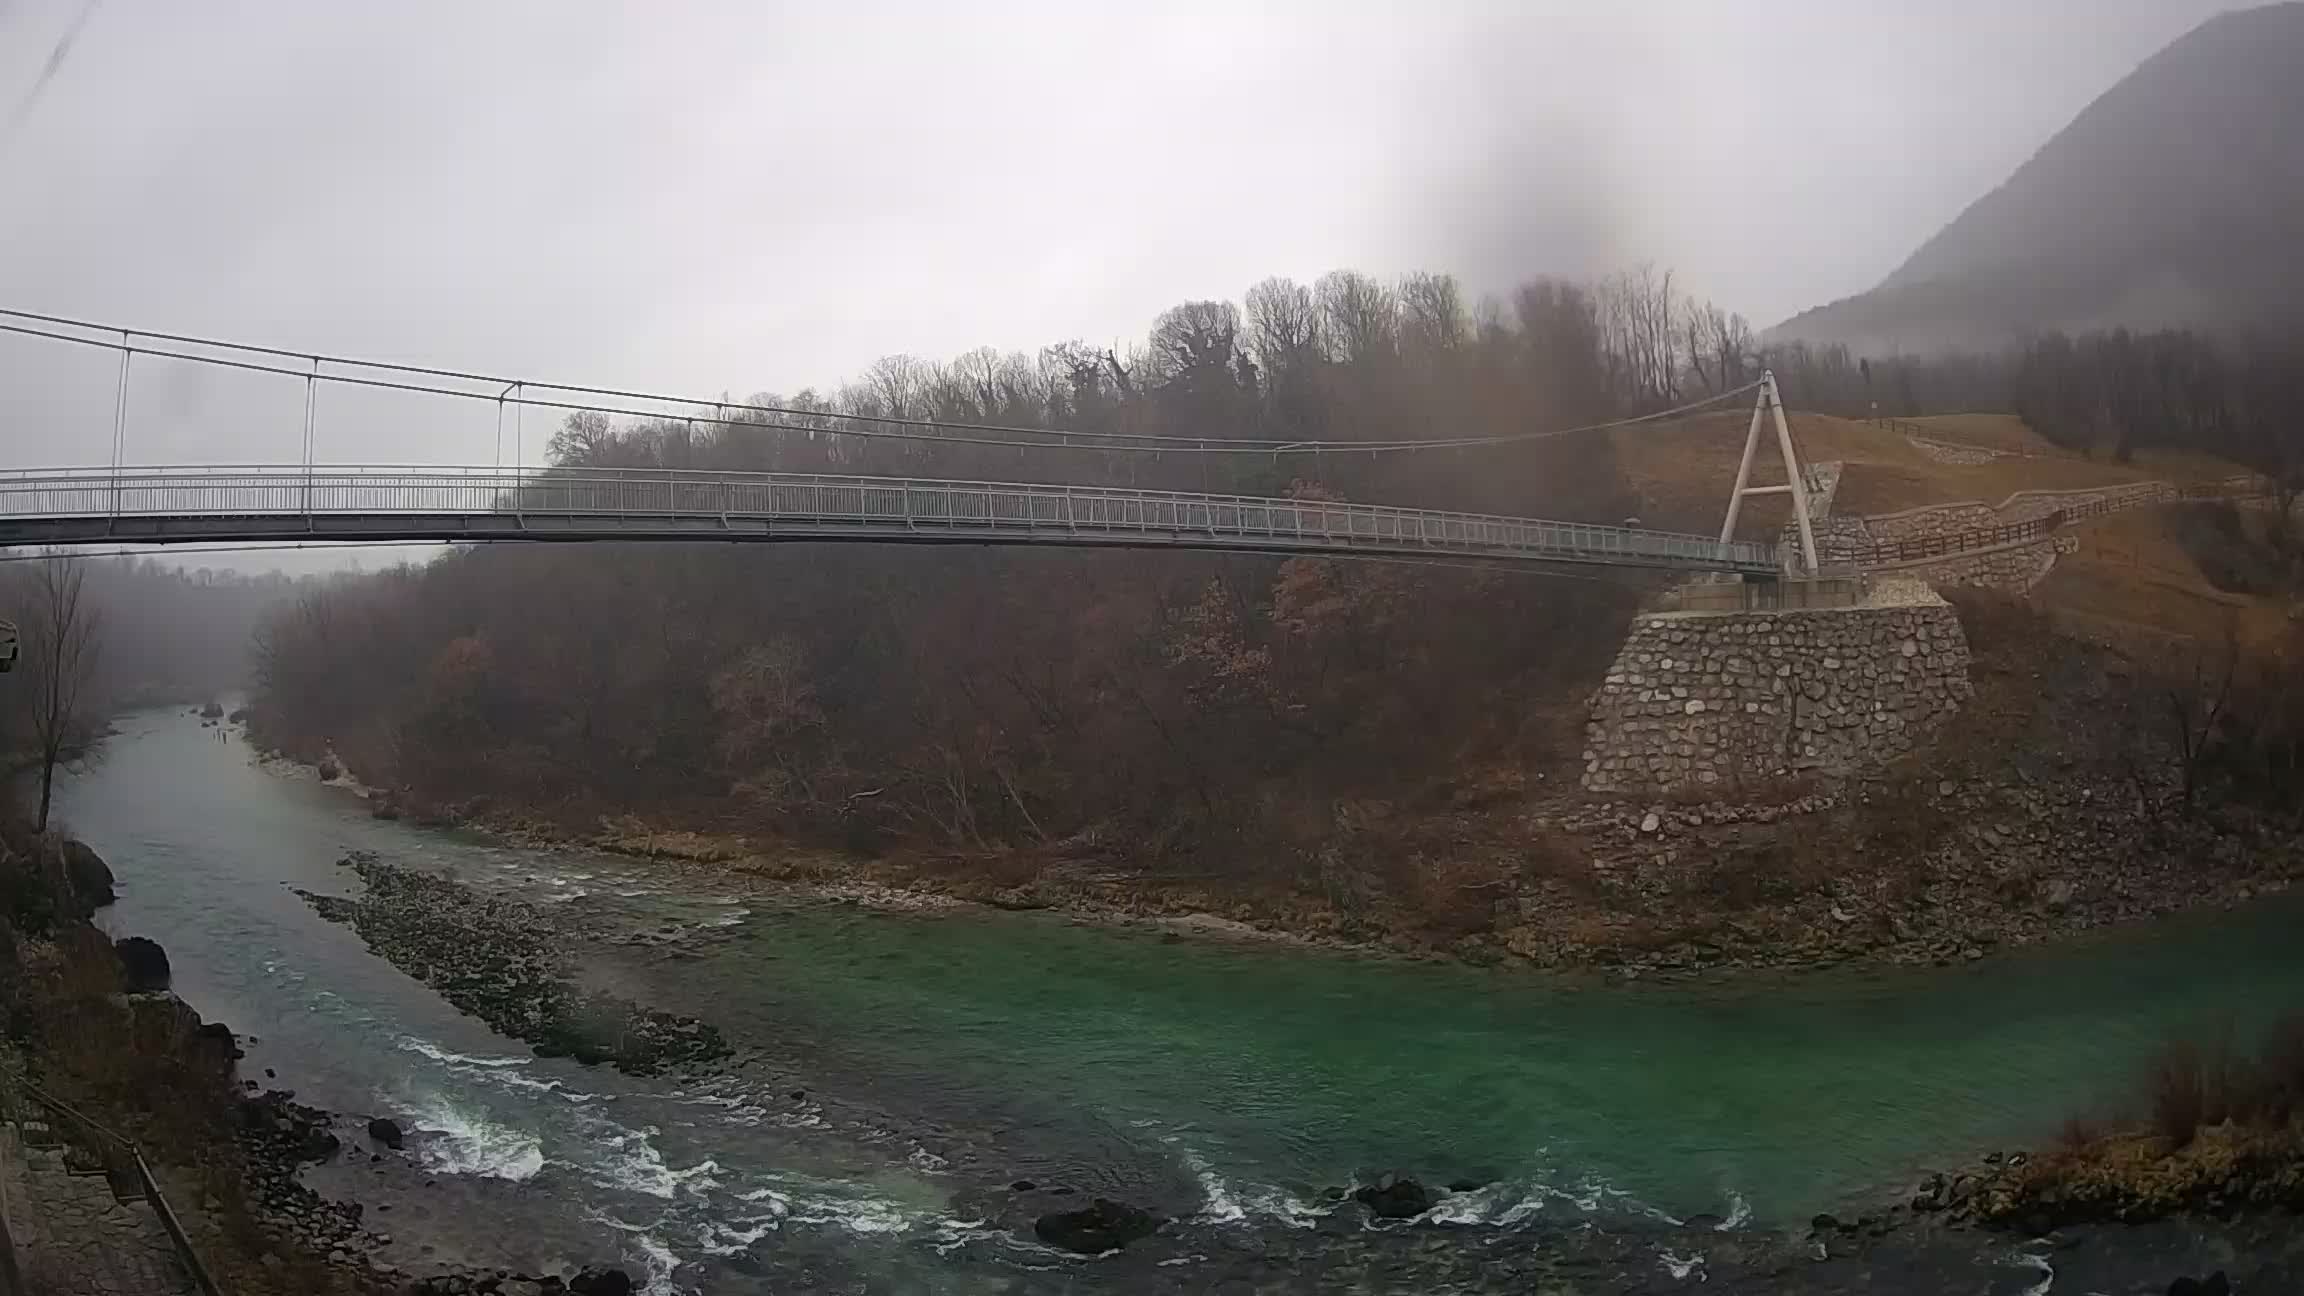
[0,0,2248,495]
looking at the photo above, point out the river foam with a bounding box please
[407,1095,546,1181]
[396,1036,529,1068]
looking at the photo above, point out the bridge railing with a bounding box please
[0,465,1781,573]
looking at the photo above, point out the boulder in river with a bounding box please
[366,1117,405,1150]
[569,1265,635,1296]
[114,936,171,992]
[1033,1198,1159,1254]
[1352,1175,1432,1220]
[316,759,343,782]
[2169,1274,2231,1296]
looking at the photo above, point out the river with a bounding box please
[56,707,2304,1293]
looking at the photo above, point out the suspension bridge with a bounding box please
[0,310,1809,576]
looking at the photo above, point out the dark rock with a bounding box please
[568,1265,634,1296]
[1033,1199,1158,1254]
[317,759,342,782]
[61,839,116,908]
[788,1089,806,1101]
[1352,1175,1432,1220]
[367,1117,405,1150]
[200,701,224,719]
[1911,1171,1947,1212]
[114,936,171,992]
[1809,1213,1841,1233]
[1008,1180,1036,1192]
[1444,1177,1488,1194]
[1681,1213,1724,1231]
[193,1021,243,1060]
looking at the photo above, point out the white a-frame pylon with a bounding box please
[1717,370,1819,576]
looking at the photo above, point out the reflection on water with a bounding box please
[57,708,2304,1291]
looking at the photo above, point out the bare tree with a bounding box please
[1315,270,1398,368]
[2164,620,2240,814]
[1243,276,1320,379]
[1513,277,1611,421]
[546,410,615,465]
[1683,298,1754,394]
[1398,271,1468,354]
[1596,263,1681,409]
[26,554,101,833]
[1147,301,1244,381]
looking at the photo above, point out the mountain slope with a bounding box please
[1775,2,2304,354]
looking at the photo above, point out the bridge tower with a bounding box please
[1716,371,1820,576]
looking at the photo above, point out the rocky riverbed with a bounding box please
[53,705,2304,1292]
[296,853,730,1076]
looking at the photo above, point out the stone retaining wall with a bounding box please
[1864,502,1999,542]
[1582,595,1973,794]
[1881,534,2078,593]
[1906,436,2003,465]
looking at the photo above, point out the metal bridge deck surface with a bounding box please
[0,466,1782,574]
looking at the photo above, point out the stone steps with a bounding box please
[2,1121,196,1295]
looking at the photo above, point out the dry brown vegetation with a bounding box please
[238,271,2304,970]
[1606,408,2230,539]
[1983,1015,2304,1226]
[253,266,1716,925]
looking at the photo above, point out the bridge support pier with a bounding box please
[1581,585,1973,796]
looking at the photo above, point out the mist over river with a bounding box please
[55,708,2304,1293]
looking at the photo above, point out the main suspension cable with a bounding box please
[0,308,1760,458]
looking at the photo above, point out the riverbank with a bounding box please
[379,765,2302,983]
[300,600,2304,981]
[47,705,2304,1292]
[0,833,642,1295]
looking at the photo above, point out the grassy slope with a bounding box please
[1610,409,2283,652]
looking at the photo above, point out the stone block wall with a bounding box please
[1806,515,1878,565]
[1582,596,1973,794]
[1906,436,2003,465]
[1864,502,1998,542]
[1886,534,2078,593]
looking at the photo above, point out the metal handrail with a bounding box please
[3,1076,224,1296]
[0,464,1784,574]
